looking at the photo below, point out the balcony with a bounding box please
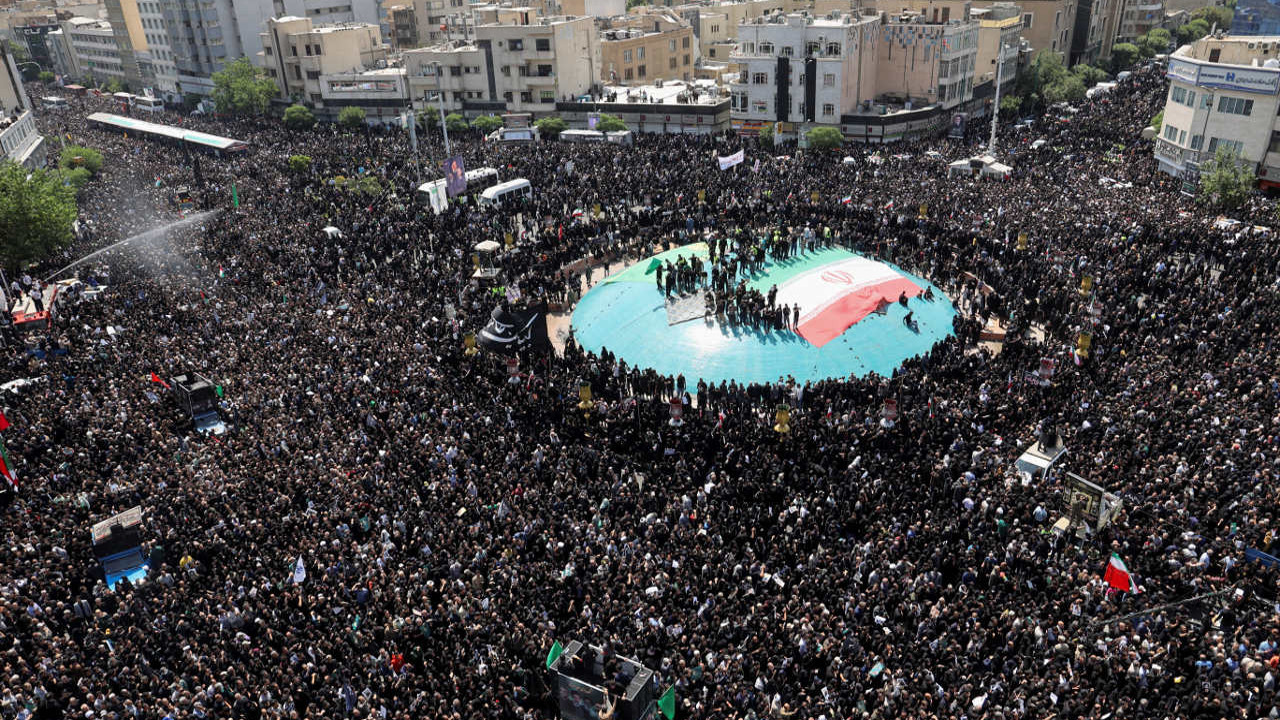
[0,111,45,168]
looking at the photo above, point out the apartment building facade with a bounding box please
[404,14,598,116]
[600,9,697,83]
[729,12,882,132]
[971,0,1075,57]
[62,17,130,85]
[259,16,387,106]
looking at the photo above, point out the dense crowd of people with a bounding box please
[3,65,1280,720]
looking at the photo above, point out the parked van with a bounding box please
[478,178,532,207]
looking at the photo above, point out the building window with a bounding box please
[805,41,819,55]
[781,46,793,57]
[683,36,689,49]
[540,90,554,103]
[306,70,320,79]
[1163,123,1177,141]
[624,49,632,63]
[759,42,774,54]
[822,102,834,116]
[752,72,767,84]
[503,91,513,101]
[509,39,523,50]
[538,64,552,76]
[711,24,719,33]
[1217,96,1253,116]
[535,38,550,51]
[1023,13,1032,28]
[1270,131,1280,153]
[638,64,646,77]
[823,72,834,87]
[709,48,716,58]
[670,56,677,69]
[520,91,532,102]
[827,42,841,55]
[669,39,677,52]
[625,68,633,80]
[753,99,767,112]
[1207,137,1243,155]
[449,65,461,76]
[638,47,645,59]
[501,65,510,75]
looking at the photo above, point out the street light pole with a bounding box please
[433,61,451,156]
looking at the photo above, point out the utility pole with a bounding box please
[988,43,1007,156]
[433,61,451,156]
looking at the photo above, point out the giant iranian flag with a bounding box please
[774,255,923,347]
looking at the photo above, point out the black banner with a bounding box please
[477,304,549,355]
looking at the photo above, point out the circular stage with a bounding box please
[570,244,956,388]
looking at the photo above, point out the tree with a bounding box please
[1199,147,1255,210]
[805,126,843,150]
[104,78,125,94]
[534,116,567,139]
[1191,5,1232,31]
[445,113,469,134]
[283,104,316,130]
[999,94,1023,115]
[210,57,277,115]
[1043,74,1086,104]
[417,109,440,132]
[0,161,78,270]
[1110,43,1141,72]
[338,106,367,129]
[59,146,104,175]
[471,114,503,134]
[1150,110,1163,133]
[60,167,92,193]
[288,155,312,174]
[758,123,775,148]
[1071,63,1110,86]
[38,71,55,84]
[1177,18,1211,44]
[595,113,627,132]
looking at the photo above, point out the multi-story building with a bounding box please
[1154,35,1280,188]
[559,0,624,16]
[133,0,179,98]
[64,17,129,85]
[404,13,599,116]
[11,15,60,70]
[1114,0,1163,43]
[158,0,234,96]
[600,9,697,84]
[234,0,383,60]
[1234,0,1280,36]
[729,12,882,132]
[974,2,1022,89]
[0,39,45,168]
[258,16,387,107]
[972,0,1075,57]
[1069,0,1119,64]
[101,0,149,90]
[388,3,419,47]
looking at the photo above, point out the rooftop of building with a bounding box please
[403,41,482,54]
[65,16,109,29]
[591,78,725,105]
[741,10,879,27]
[1177,33,1280,66]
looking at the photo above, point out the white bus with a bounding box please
[40,96,68,110]
[416,167,501,214]
[478,178,532,207]
[132,95,164,113]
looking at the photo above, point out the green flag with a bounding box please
[645,258,662,274]
[352,615,361,631]
[214,385,224,398]
[231,182,239,208]
[545,640,564,669]
[656,686,675,720]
